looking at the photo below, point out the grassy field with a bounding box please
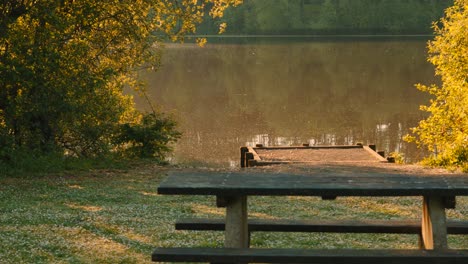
[0,164,467,263]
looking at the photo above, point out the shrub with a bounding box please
[114,113,181,160]
[405,0,468,170]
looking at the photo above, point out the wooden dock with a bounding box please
[241,144,390,168]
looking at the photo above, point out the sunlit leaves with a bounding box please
[196,37,208,47]
[406,0,468,170]
[0,0,242,158]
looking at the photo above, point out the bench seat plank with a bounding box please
[152,248,468,263]
[175,218,468,234]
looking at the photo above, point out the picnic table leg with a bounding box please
[225,195,248,248]
[421,196,448,250]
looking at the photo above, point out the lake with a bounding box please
[138,36,438,167]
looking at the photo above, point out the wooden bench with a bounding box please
[155,171,468,263]
[175,218,468,235]
[152,248,468,263]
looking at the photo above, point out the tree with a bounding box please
[317,0,338,30]
[0,0,242,160]
[406,0,468,171]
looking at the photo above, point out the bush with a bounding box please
[0,1,239,172]
[405,0,468,170]
[114,113,181,160]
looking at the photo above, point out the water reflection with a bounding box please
[139,37,437,167]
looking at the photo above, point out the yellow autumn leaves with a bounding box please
[406,0,468,171]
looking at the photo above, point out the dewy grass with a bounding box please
[0,165,467,263]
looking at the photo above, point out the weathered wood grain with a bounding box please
[225,196,248,248]
[152,248,468,263]
[421,196,448,250]
[175,218,468,234]
[158,172,468,197]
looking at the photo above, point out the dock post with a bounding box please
[245,152,254,167]
[240,147,248,168]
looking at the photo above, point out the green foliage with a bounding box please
[199,0,452,35]
[0,0,241,169]
[405,0,468,170]
[114,113,181,160]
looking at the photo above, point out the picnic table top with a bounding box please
[158,170,468,197]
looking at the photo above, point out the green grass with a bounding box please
[0,150,136,177]
[0,164,467,263]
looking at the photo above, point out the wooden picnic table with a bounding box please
[154,170,468,263]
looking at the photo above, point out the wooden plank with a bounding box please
[363,145,388,162]
[175,218,468,234]
[152,248,468,263]
[253,145,363,150]
[447,220,468,233]
[247,146,262,161]
[421,196,448,250]
[158,172,468,197]
[245,146,261,167]
[248,161,289,166]
[225,196,248,248]
[253,160,390,166]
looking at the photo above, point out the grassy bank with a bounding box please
[0,164,467,263]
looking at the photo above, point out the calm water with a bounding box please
[138,37,438,167]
